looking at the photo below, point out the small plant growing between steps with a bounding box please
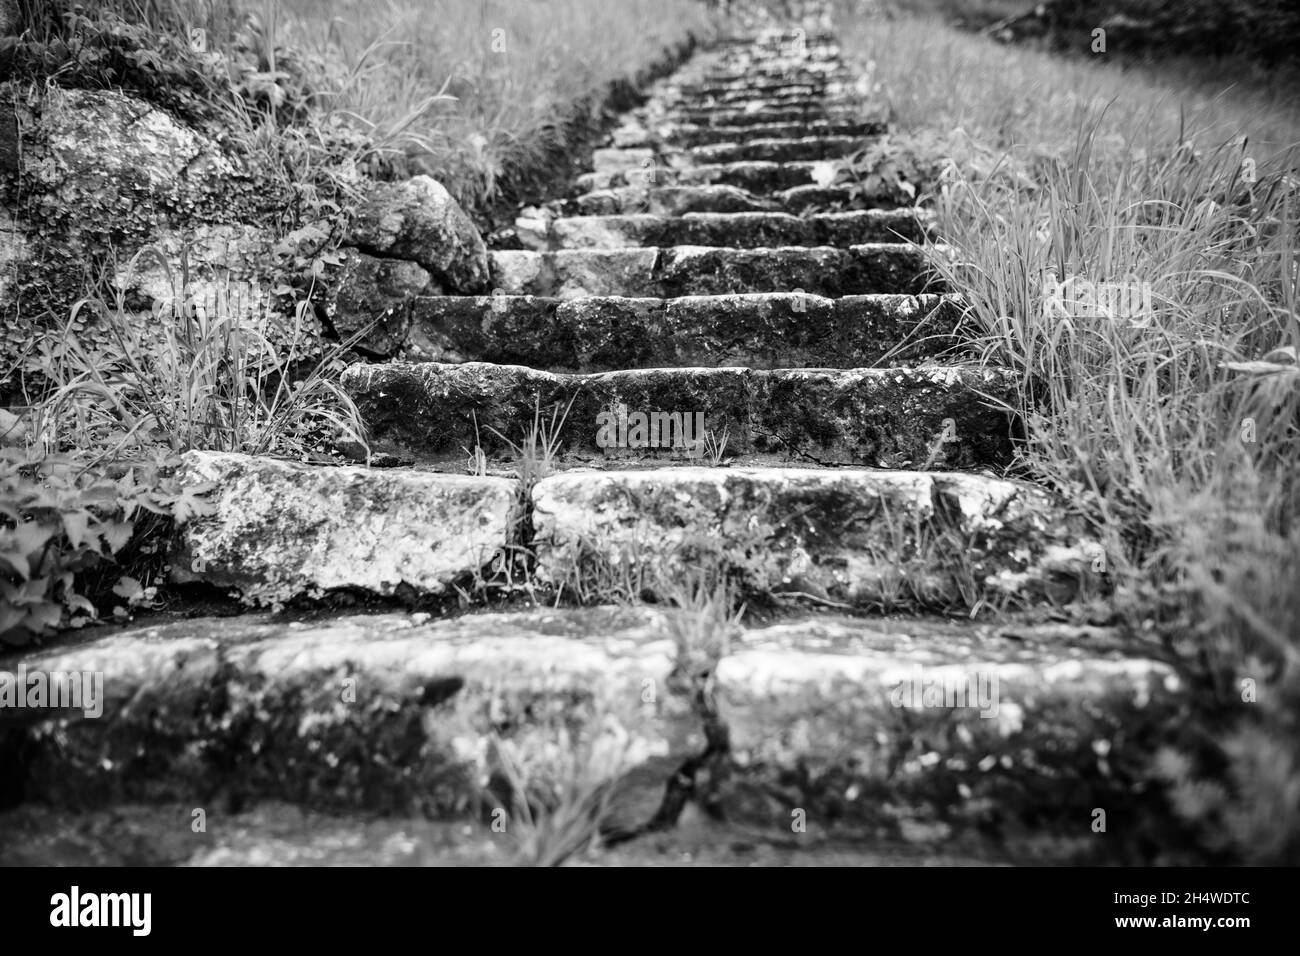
[484,714,644,867]
[488,395,575,490]
[694,425,731,466]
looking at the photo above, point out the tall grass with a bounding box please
[25,256,369,464]
[835,0,1300,155]
[836,0,1300,862]
[275,0,715,213]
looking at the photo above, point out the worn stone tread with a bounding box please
[0,609,1176,856]
[341,361,1014,467]
[531,468,1093,608]
[402,292,962,368]
[687,135,867,164]
[664,120,884,146]
[488,244,938,297]
[520,209,930,250]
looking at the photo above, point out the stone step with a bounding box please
[665,119,884,146]
[518,210,932,250]
[568,175,899,213]
[667,80,841,98]
[488,245,937,297]
[674,160,827,192]
[531,468,1093,608]
[670,97,862,119]
[573,160,875,198]
[706,613,1178,849]
[695,70,853,88]
[714,39,839,54]
[0,802,1028,865]
[0,608,1167,854]
[668,105,868,127]
[167,451,521,607]
[688,135,866,164]
[702,60,849,76]
[404,293,963,369]
[0,607,694,825]
[341,362,1015,468]
[669,88,852,109]
[566,183,777,216]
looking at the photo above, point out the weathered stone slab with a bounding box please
[665,120,883,146]
[592,147,656,175]
[566,184,775,216]
[669,105,866,127]
[0,608,694,819]
[689,135,866,164]
[170,451,520,606]
[404,292,961,368]
[531,469,1092,608]
[674,160,822,192]
[710,615,1185,848]
[532,210,929,249]
[489,245,934,297]
[341,362,1015,467]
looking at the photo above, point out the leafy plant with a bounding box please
[0,447,215,645]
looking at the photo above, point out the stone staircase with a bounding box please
[0,3,1182,864]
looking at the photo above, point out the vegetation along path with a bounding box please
[0,0,1188,865]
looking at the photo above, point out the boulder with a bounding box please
[346,175,490,293]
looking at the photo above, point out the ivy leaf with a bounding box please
[25,600,62,632]
[170,481,218,525]
[112,575,144,603]
[0,603,29,640]
[99,520,135,555]
[61,510,93,550]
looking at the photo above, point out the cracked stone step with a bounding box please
[488,245,938,297]
[688,135,867,164]
[168,450,520,607]
[0,610,1160,858]
[0,607,695,828]
[403,293,962,369]
[341,362,1015,467]
[710,615,1181,847]
[664,119,884,146]
[531,469,1094,608]
[519,210,932,250]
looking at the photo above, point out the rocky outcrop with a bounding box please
[0,84,488,367]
